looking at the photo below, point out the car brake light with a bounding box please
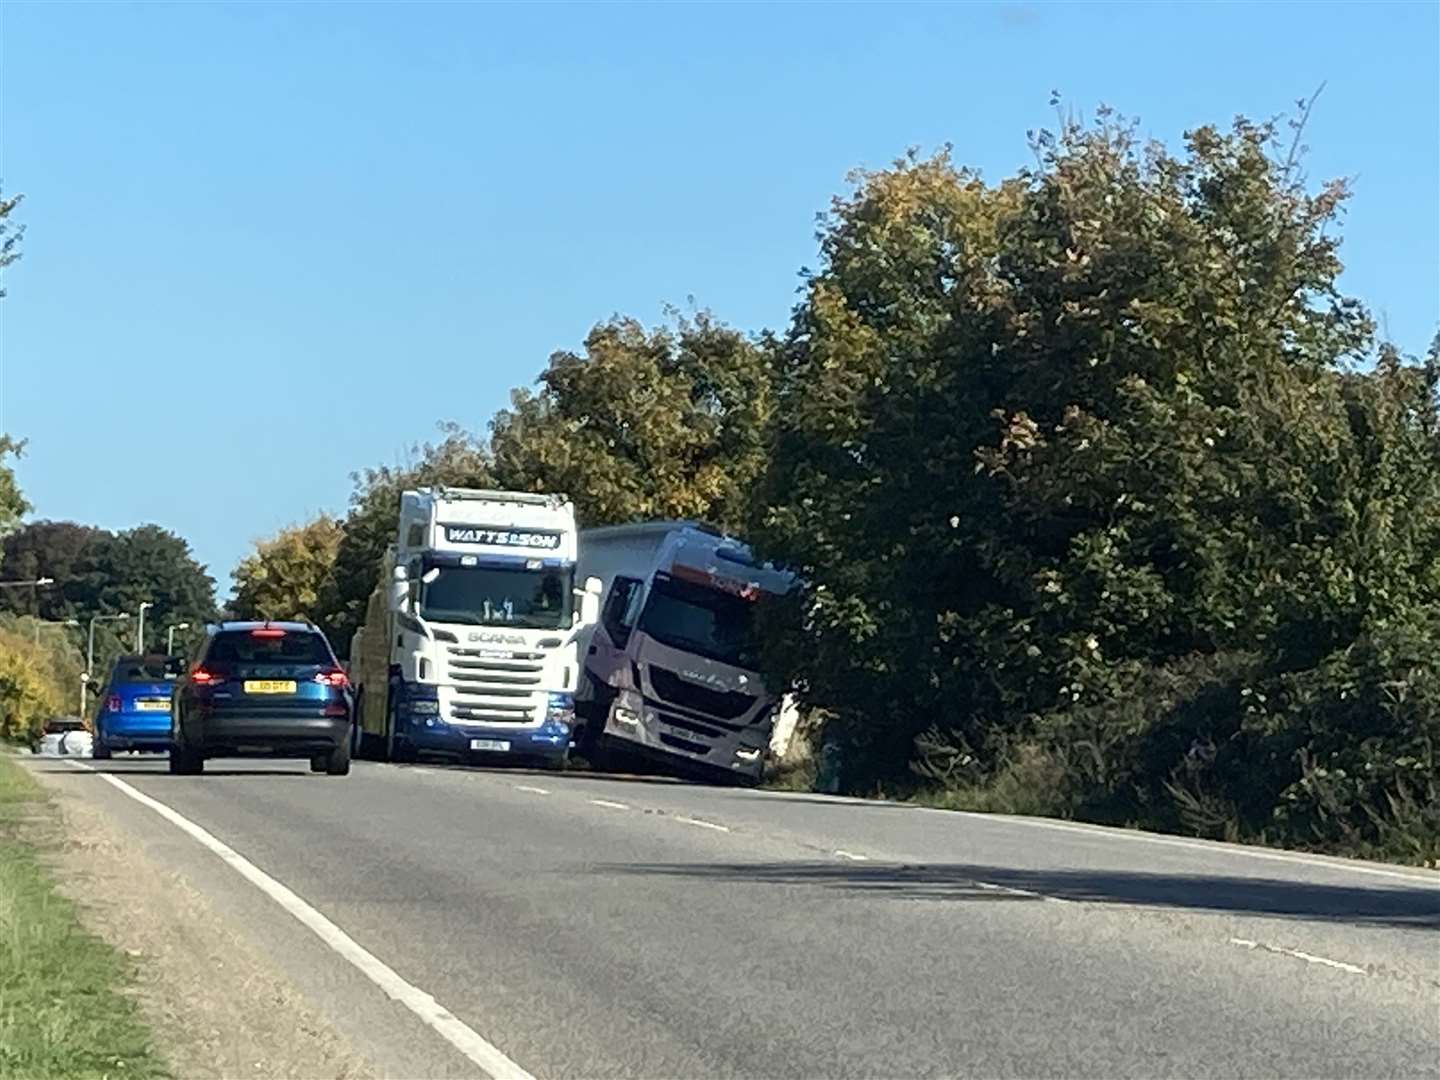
[315,669,348,688]
[251,628,286,638]
[106,695,122,713]
[191,668,222,684]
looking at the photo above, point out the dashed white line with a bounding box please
[1229,937,1368,975]
[61,760,534,1080]
[676,816,730,833]
[833,850,869,861]
[514,785,551,796]
[588,798,630,811]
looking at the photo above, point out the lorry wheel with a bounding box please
[383,699,397,763]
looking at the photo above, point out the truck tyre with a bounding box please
[325,737,351,776]
[351,691,372,759]
[383,696,397,763]
[383,695,416,763]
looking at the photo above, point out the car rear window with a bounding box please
[205,630,335,666]
[114,658,177,683]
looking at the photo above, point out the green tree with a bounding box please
[71,526,218,662]
[319,425,492,656]
[491,311,774,531]
[0,521,109,620]
[755,107,1437,859]
[230,515,343,622]
[0,628,63,742]
[0,191,27,565]
[0,437,26,557]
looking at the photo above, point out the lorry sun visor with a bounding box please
[668,563,762,601]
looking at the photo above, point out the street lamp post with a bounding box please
[84,613,130,716]
[136,602,154,654]
[166,622,191,656]
[0,576,55,590]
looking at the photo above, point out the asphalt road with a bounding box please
[22,755,1440,1079]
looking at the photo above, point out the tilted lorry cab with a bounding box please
[575,521,797,782]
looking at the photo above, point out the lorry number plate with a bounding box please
[470,739,511,752]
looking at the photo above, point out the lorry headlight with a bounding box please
[408,700,440,715]
[613,705,641,728]
[734,746,762,762]
[545,692,575,731]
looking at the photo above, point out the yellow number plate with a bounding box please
[135,699,170,712]
[243,680,297,695]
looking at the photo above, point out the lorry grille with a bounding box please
[648,666,756,720]
[446,647,545,725]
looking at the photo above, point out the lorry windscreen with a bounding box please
[420,566,573,629]
[638,574,758,669]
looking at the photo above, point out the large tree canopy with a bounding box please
[754,111,1437,858]
[491,312,773,531]
[0,520,218,665]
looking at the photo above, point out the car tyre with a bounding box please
[325,737,351,776]
[92,735,111,761]
[309,754,328,773]
[169,744,203,775]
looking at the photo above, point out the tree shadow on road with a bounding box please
[604,860,1440,930]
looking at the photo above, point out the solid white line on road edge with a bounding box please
[410,767,437,775]
[1228,937,1368,976]
[833,850,869,861]
[588,798,630,811]
[62,761,535,1080]
[514,785,551,796]
[675,816,730,833]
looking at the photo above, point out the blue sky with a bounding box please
[2,1,1436,591]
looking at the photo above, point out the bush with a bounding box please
[0,629,63,743]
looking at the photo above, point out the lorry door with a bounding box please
[586,575,644,693]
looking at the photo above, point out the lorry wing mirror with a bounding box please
[390,565,410,613]
[578,577,603,628]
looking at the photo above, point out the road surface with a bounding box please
[21,756,1440,1078]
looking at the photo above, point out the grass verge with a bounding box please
[0,754,167,1079]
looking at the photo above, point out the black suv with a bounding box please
[170,622,353,776]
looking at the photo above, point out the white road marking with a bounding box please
[62,761,535,1080]
[676,816,730,833]
[1229,937,1368,975]
[588,798,630,811]
[974,880,1043,899]
[410,767,437,775]
[833,850,869,861]
[514,785,551,796]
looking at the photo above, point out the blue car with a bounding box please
[169,621,353,776]
[92,654,179,758]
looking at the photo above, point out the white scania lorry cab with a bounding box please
[350,487,601,767]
